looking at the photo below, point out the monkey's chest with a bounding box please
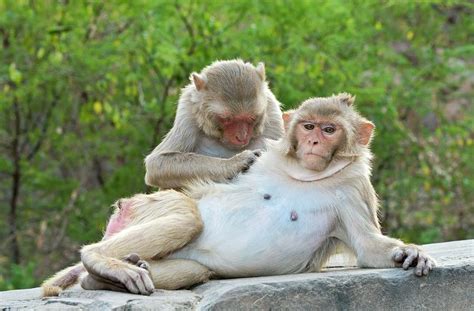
[171,183,337,277]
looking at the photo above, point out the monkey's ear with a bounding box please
[338,93,355,106]
[358,121,375,145]
[256,62,266,81]
[191,73,207,91]
[282,109,295,130]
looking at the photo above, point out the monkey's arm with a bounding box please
[145,124,260,189]
[334,197,436,276]
[145,149,260,189]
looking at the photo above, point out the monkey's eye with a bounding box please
[321,125,336,134]
[303,123,315,130]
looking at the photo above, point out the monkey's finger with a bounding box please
[393,250,406,263]
[415,256,426,276]
[122,270,141,294]
[126,268,153,295]
[402,248,418,270]
[139,270,155,295]
[124,277,140,294]
[422,261,431,276]
[137,260,150,271]
[423,258,435,276]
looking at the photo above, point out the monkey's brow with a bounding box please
[299,120,339,127]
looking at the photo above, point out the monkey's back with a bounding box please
[169,160,338,278]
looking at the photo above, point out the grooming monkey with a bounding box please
[43,94,436,296]
[145,59,284,189]
[41,59,283,296]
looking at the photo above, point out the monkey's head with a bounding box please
[191,59,268,149]
[283,93,375,172]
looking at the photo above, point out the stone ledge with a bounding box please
[1,239,472,310]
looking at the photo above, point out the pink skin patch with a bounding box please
[104,199,134,239]
[219,114,256,147]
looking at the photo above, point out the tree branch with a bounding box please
[25,94,59,161]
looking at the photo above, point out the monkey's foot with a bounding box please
[392,245,436,276]
[123,253,150,271]
[81,253,154,295]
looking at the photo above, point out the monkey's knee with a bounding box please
[183,212,204,239]
[158,190,203,237]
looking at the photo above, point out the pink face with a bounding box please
[295,119,344,171]
[218,114,256,148]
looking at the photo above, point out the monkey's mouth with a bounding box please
[305,152,325,158]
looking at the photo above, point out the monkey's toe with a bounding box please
[124,253,141,265]
[137,260,150,271]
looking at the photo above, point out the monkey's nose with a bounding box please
[309,140,318,145]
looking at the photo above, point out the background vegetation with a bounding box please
[0,0,472,290]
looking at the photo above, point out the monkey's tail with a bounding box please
[41,262,85,297]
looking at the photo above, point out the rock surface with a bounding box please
[1,239,473,310]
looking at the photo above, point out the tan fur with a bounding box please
[44,94,435,296]
[147,259,214,290]
[41,262,85,296]
[144,59,284,189]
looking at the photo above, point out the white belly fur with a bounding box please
[169,172,337,277]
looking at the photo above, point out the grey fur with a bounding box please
[145,59,284,189]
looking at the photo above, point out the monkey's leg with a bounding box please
[81,195,203,295]
[81,259,213,291]
[149,259,214,290]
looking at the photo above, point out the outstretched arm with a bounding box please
[333,186,436,276]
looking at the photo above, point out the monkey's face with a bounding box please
[294,118,345,171]
[217,113,259,148]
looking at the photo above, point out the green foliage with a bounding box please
[0,0,472,289]
[0,262,36,291]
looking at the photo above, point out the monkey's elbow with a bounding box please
[145,155,177,189]
[144,155,160,187]
[144,169,155,186]
[145,165,166,188]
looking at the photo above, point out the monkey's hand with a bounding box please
[392,245,436,276]
[228,150,262,176]
[82,253,154,295]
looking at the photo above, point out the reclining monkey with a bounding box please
[43,94,435,295]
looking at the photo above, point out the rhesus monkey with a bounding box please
[145,59,284,189]
[43,94,436,296]
[41,59,283,296]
